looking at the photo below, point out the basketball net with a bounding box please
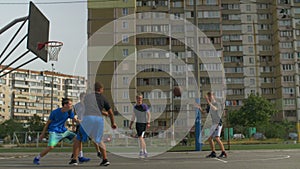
[45,41,63,61]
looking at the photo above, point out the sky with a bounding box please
[0,0,87,77]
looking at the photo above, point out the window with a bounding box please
[122,21,128,29]
[122,8,128,15]
[199,23,220,31]
[259,24,271,30]
[223,14,240,20]
[259,45,272,51]
[283,75,294,82]
[284,99,295,106]
[123,91,129,99]
[296,41,300,47]
[247,25,252,32]
[280,42,293,48]
[206,0,217,5]
[203,11,220,18]
[123,76,129,85]
[188,0,200,5]
[247,15,251,21]
[280,53,294,59]
[259,35,271,40]
[262,66,273,72]
[278,0,289,4]
[280,30,292,37]
[282,64,293,71]
[283,87,294,94]
[248,36,253,42]
[246,5,251,11]
[173,1,182,7]
[279,20,291,26]
[261,88,275,94]
[249,57,254,64]
[123,120,129,127]
[123,49,129,57]
[258,14,270,20]
[222,25,241,31]
[250,68,255,75]
[122,34,129,43]
[257,3,269,9]
[224,45,242,52]
[123,106,129,113]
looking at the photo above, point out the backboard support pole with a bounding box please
[0,50,30,75]
[0,34,28,65]
[0,16,28,35]
[0,17,28,60]
[0,53,38,78]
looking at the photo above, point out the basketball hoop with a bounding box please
[38,41,63,61]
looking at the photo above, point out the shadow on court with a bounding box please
[0,150,300,169]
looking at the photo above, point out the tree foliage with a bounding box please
[0,119,24,138]
[229,94,278,128]
[27,114,44,132]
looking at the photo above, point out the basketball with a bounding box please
[173,86,181,97]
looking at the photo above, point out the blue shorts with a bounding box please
[77,116,104,144]
[48,130,76,147]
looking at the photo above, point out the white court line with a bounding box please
[213,158,228,163]
[0,155,29,160]
[212,155,290,164]
[230,155,290,162]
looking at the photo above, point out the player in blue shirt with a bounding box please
[33,98,76,165]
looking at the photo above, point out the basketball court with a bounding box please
[0,150,299,169]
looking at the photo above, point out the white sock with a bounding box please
[144,149,147,153]
[140,149,143,152]
[79,151,83,158]
[36,154,41,159]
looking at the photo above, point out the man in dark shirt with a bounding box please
[69,82,117,166]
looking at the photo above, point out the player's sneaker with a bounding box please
[144,152,148,158]
[218,151,227,158]
[78,156,90,163]
[97,152,103,159]
[206,151,217,158]
[33,157,40,165]
[139,151,144,158]
[70,154,74,160]
[100,159,110,166]
[69,159,78,166]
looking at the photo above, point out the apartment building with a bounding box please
[0,66,86,123]
[87,0,300,132]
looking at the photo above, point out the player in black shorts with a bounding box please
[129,93,151,158]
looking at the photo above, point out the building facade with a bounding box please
[0,66,86,123]
[87,0,300,133]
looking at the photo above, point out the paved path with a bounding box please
[0,149,299,169]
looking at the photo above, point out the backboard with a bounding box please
[27,1,49,62]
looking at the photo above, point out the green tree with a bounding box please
[27,114,44,132]
[229,94,278,129]
[0,119,24,138]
